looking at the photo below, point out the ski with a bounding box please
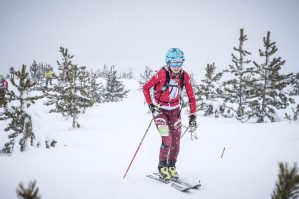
[146,174,191,192]
[146,174,170,184]
[153,173,201,189]
[171,177,201,189]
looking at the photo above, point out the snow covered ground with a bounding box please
[0,79,298,199]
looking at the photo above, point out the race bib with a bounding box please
[158,125,169,136]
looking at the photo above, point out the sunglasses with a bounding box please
[169,61,183,67]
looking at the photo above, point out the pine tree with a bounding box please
[127,68,133,79]
[290,72,299,96]
[0,65,43,154]
[120,68,134,79]
[222,29,254,122]
[195,63,224,116]
[98,65,108,78]
[30,61,45,91]
[121,72,126,79]
[138,66,154,91]
[271,162,299,199]
[251,31,294,122]
[16,180,41,199]
[103,65,129,102]
[89,70,105,103]
[44,47,94,128]
[201,63,223,100]
[77,66,92,113]
[285,103,299,121]
[78,66,90,87]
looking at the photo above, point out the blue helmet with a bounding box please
[165,48,185,64]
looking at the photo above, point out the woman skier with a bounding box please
[143,48,197,180]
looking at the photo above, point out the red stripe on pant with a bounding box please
[153,107,182,162]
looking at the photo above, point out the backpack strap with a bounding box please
[162,67,185,90]
[164,67,170,89]
[153,66,169,92]
[180,70,185,90]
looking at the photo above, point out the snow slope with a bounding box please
[0,79,298,199]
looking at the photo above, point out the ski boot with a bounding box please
[158,160,171,181]
[168,160,178,179]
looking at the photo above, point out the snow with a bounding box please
[0,79,299,199]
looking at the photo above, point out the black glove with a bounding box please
[189,115,197,128]
[149,104,160,116]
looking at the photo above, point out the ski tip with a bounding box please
[192,184,201,189]
[184,187,193,192]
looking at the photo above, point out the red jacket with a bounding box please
[143,67,197,115]
[0,80,8,90]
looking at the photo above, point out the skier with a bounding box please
[0,75,8,107]
[143,48,197,180]
[9,66,14,79]
[44,67,55,87]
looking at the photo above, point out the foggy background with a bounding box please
[0,0,298,79]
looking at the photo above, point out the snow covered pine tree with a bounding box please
[222,29,255,122]
[102,65,129,102]
[44,47,94,128]
[0,65,43,154]
[29,60,47,91]
[197,63,223,117]
[139,66,154,91]
[89,70,105,103]
[250,31,294,122]
[290,72,299,96]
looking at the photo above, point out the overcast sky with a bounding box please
[0,0,298,79]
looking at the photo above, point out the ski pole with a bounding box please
[180,126,190,138]
[123,118,154,179]
[220,147,226,159]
